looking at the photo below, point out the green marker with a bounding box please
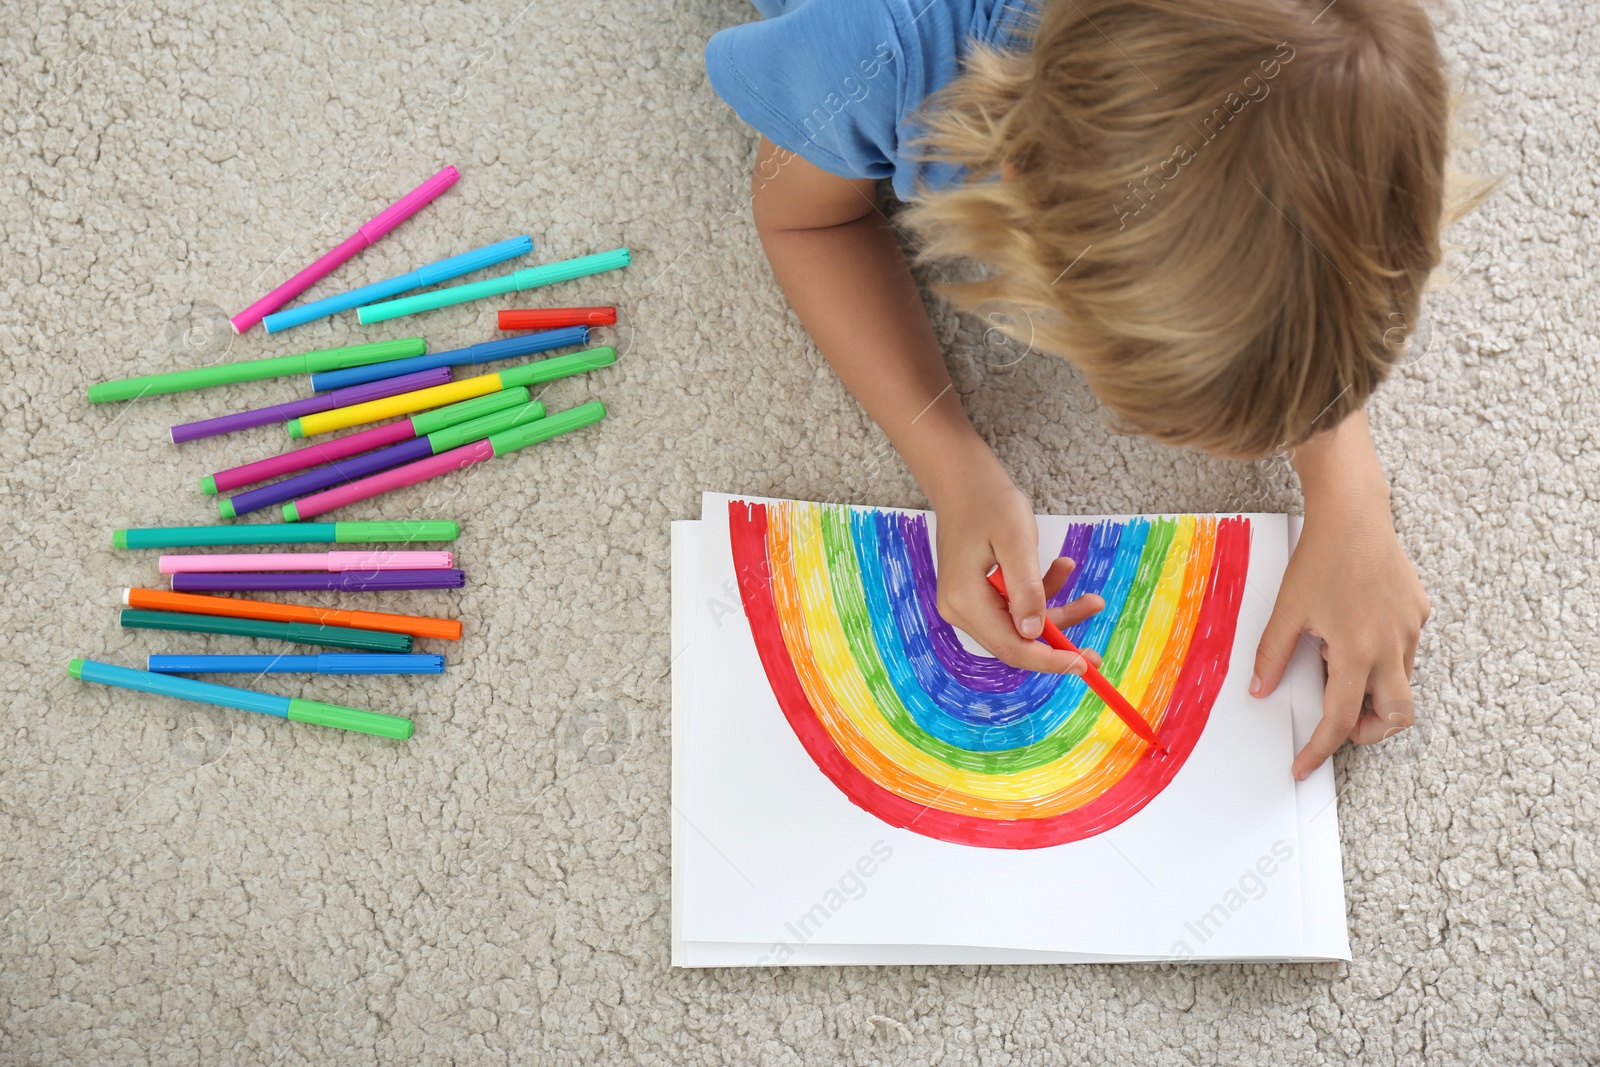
[356,249,631,324]
[113,521,460,549]
[118,609,412,653]
[86,337,427,403]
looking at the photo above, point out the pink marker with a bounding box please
[288,443,495,522]
[229,165,460,334]
[158,551,452,574]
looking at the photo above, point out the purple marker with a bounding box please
[171,570,466,592]
[219,437,436,518]
[170,367,452,444]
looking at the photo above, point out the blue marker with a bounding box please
[262,236,534,333]
[308,325,589,391]
[148,653,445,675]
[68,658,414,739]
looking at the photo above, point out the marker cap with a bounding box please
[427,401,546,453]
[408,386,531,437]
[287,697,415,739]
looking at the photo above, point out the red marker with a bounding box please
[498,306,617,330]
[986,567,1166,752]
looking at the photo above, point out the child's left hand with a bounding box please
[1249,424,1430,780]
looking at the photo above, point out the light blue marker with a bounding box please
[148,654,445,675]
[309,325,589,391]
[262,236,534,333]
[68,658,414,739]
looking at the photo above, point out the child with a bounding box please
[706,0,1462,779]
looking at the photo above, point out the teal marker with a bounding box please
[113,520,461,549]
[119,609,412,653]
[356,248,631,324]
[86,338,427,403]
[69,658,414,739]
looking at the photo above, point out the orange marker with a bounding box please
[986,568,1165,752]
[121,588,462,642]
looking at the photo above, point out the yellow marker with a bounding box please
[285,347,617,438]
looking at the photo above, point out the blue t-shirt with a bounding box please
[706,0,1034,200]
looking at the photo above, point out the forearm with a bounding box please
[1291,409,1392,518]
[753,171,1003,506]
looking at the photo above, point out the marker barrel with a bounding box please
[158,550,451,573]
[119,609,413,652]
[125,587,462,641]
[171,570,465,592]
[149,654,445,675]
[171,367,451,443]
[86,338,426,403]
[290,347,613,438]
[499,307,616,330]
[114,521,460,549]
[356,248,631,324]
[263,235,533,333]
[310,325,588,391]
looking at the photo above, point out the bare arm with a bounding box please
[1253,408,1429,778]
[749,137,1096,672]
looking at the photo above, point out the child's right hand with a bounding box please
[930,478,1104,675]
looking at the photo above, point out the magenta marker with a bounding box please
[229,165,460,333]
[170,367,451,444]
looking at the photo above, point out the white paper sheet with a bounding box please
[672,495,1348,965]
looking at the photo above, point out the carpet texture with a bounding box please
[1,0,1595,1063]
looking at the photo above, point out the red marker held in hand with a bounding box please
[986,567,1167,752]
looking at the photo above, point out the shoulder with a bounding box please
[706,0,1030,197]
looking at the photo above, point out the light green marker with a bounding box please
[356,249,631,324]
[86,337,426,403]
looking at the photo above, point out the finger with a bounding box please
[1350,661,1414,745]
[1046,592,1105,631]
[1252,596,1306,699]
[993,528,1046,641]
[940,568,1087,674]
[1292,649,1367,780]
[1041,557,1077,601]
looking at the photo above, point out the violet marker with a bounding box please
[171,570,466,593]
[170,367,452,444]
[216,400,546,518]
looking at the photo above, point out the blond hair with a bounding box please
[904,0,1478,458]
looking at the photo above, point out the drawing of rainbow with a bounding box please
[728,500,1253,849]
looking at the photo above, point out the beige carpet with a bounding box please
[1,0,1595,1063]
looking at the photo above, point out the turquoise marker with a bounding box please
[357,248,631,324]
[69,658,414,739]
[262,236,534,333]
